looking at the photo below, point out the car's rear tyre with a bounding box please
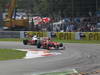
[60,43,63,47]
[23,40,28,45]
[37,42,41,48]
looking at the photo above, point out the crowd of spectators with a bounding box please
[48,16,100,32]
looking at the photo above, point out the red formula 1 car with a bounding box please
[23,39,37,45]
[37,38,64,50]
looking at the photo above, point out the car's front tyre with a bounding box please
[23,40,28,45]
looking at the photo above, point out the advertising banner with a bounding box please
[87,32,100,40]
[24,31,47,38]
[56,32,75,40]
[56,32,100,40]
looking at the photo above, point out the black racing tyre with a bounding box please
[47,44,52,50]
[60,43,63,47]
[37,42,41,48]
[23,40,28,45]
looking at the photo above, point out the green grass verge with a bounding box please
[53,39,100,44]
[39,71,76,75]
[0,38,24,41]
[0,49,26,60]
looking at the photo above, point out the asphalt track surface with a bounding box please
[0,41,100,75]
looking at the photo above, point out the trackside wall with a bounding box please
[0,31,100,40]
[55,32,100,40]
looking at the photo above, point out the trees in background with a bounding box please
[0,0,97,17]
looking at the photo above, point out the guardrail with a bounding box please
[0,31,47,38]
[0,31,20,38]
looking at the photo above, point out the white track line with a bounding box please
[16,49,62,59]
